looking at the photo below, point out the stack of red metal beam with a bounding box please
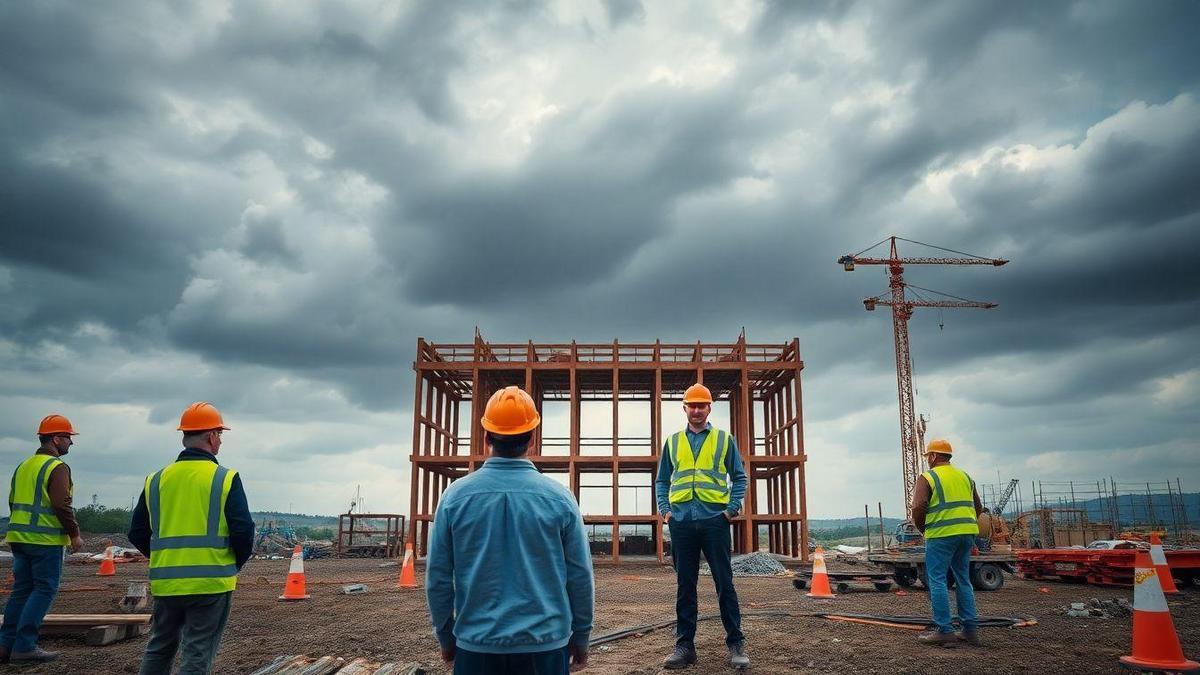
[1017,548,1200,587]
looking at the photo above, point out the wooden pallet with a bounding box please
[0,614,152,646]
[250,655,427,675]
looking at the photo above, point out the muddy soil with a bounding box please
[6,559,1197,674]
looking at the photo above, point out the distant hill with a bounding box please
[809,516,904,531]
[1033,492,1199,526]
[252,511,339,528]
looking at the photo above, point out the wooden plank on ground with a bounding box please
[297,656,346,675]
[250,655,309,675]
[85,623,150,646]
[333,658,379,674]
[0,614,151,626]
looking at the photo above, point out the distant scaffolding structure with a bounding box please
[409,332,808,564]
[1018,478,1195,547]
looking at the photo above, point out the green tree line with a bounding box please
[75,504,134,534]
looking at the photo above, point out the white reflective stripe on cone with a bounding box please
[1150,545,1168,566]
[1133,567,1169,613]
[813,555,827,573]
[402,548,413,565]
[289,553,304,573]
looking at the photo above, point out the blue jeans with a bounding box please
[0,542,64,653]
[139,592,233,675]
[924,534,978,633]
[668,514,744,647]
[453,646,569,675]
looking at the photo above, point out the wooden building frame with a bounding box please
[408,332,808,564]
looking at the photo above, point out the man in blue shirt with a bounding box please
[655,384,750,670]
[426,386,594,674]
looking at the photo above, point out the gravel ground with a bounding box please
[4,558,1197,674]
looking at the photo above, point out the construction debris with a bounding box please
[119,582,149,613]
[1062,597,1131,619]
[341,583,369,595]
[0,613,152,647]
[250,655,427,674]
[701,552,789,577]
[255,523,299,557]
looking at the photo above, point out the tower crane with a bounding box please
[838,236,1007,520]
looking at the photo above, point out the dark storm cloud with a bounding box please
[1,1,1197,513]
[603,0,645,28]
[391,82,776,305]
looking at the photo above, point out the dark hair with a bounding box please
[38,434,55,445]
[182,430,215,448]
[487,431,533,458]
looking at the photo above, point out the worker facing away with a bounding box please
[128,402,255,674]
[655,384,750,670]
[1,414,85,664]
[427,385,594,674]
[910,439,984,647]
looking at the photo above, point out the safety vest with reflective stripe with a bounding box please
[6,454,71,546]
[146,459,239,596]
[921,464,979,538]
[667,428,731,505]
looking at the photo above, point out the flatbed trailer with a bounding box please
[866,551,1018,591]
[1017,548,1200,587]
[792,570,897,593]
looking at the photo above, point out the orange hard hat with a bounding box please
[37,414,78,436]
[177,402,230,432]
[682,384,713,404]
[481,386,541,435]
[926,439,953,455]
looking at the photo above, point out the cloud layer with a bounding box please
[2,1,1197,518]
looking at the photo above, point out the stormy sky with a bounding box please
[2,1,1197,521]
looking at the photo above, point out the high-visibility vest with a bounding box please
[921,464,979,538]
[146,459,239,596]
[667,428,731,506]
[6,453,71,546]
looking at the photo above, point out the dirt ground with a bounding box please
[5,557,1197,674]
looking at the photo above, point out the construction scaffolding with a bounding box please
[1012,478,1196,547]
[408,332,808,564]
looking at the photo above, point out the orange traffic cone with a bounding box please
[806,546,835,598]
[1149,533,1179,595]
[278,545,311,601]
[96,546,116,576]
[1119,549,1198,672]
[398,543,418,589]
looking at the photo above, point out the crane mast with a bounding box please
[838,237,1008,520]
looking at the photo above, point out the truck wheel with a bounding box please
[792,578,808,590]
[894,570,917,588]
[971,563,1004,591]
[836,582,851,594]
[874,581,894,592]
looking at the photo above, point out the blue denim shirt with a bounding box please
[655,423,748,521]
[426,457,594,654]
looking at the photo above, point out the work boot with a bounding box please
[0,645,9,663]
[9,647,59,663]
[956,628,983,646]
[917,631,959,647]
[728,642,751,670]
[663,645,697,669]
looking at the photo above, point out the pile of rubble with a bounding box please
[701,552,790,577]
[1063,597,1131,619]
[303,540,335,560]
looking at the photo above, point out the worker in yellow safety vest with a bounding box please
[655,384,750,670]
[128,402,255,674]
[911,439,984,647]
[1,415,85,664]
